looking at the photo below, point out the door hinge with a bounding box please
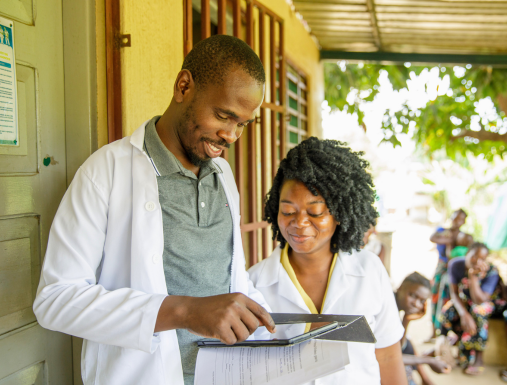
[116,33,131,48]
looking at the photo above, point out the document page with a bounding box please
[194,340,349,385]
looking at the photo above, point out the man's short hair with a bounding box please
[182,35,265,89]
[399,272,430,291]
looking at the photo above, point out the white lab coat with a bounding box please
[248,246,404,385]
[33,121,270,385]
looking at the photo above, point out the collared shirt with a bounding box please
[280,244,338,332]
[249,246,404,385]
[144,116,233,385]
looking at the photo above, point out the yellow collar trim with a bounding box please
[280,244,337,332]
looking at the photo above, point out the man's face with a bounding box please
[176,68,264,167]
[398,283,430,315]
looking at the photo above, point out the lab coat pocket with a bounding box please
[94,342,164,385]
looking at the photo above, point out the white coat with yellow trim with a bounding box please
[248,246,404,385]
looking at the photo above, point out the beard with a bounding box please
[177,101,211,168]
[177,101,230,168]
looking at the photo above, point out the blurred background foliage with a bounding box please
[324,62,507,162]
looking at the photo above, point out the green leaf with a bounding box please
[324,62,507,162]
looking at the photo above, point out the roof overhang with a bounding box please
[293,0,507,65]
[320,51,507,66]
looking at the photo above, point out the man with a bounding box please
[395,272,451,385]
[33,35,275,385]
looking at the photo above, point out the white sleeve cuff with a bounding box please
[139,294,168,353]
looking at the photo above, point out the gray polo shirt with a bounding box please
[144,116,233,385]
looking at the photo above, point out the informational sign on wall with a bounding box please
[0,16,18,146]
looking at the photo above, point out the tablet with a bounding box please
[197,321,340,348]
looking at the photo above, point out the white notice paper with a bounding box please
[194,340,349,385]
[0,16,18,146]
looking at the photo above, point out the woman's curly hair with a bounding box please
[264,137,378,254]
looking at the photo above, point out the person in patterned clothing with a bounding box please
[439,242,502,375]
[428,209,469,338]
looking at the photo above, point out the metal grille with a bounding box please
[184,0,287,266]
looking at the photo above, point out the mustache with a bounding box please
[200,137,230,149]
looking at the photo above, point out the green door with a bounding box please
[0,0,73,383]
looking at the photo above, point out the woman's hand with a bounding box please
[460,311,477,335]
[404,302,427,323]
[468,260,488,279]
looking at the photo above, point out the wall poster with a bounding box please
[0,16,17,146]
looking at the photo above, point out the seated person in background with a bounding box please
[428,209,469,338]
[495,279,507,382]
[439,242,500,376]
[362,224,386,263]
[249,138,407,385]
[395,272,451,385]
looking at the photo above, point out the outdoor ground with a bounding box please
[387,217,506,385]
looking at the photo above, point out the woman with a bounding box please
[428,209,469,338]
[249,138,406,385]
[439,242,500,375]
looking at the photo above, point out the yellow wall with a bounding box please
[120,0,184,136]
[96,0,322,141]
[256,0,323,138]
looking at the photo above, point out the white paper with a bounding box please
[194,340,349,385]
[0,16,18,146]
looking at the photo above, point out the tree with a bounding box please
[324,62,507,161]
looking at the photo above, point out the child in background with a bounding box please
[439,242,500,375]
[395,273,451,385]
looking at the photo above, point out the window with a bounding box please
[184,0,286,266]
[286,63,308,149]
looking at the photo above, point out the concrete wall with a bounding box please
[120,0,184,137]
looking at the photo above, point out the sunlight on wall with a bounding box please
[120,0,184,136]
[114,0,322,138]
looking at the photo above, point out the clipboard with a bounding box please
[270,313,376,344]
[197,313,376,348]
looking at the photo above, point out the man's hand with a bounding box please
[155,293,276,345]
[460,311,477,335]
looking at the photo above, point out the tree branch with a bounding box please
[498,94,507,116]
[451,129,507,143]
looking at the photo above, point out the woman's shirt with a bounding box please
[248,245,404,385]
[448,257,499,300]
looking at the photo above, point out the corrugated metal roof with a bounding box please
[292,0,507,55]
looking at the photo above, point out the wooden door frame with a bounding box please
[62,0,99,185]
[62,0,100,383]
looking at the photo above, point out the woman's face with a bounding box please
[277,179,339,256]
[465,247,488,270]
